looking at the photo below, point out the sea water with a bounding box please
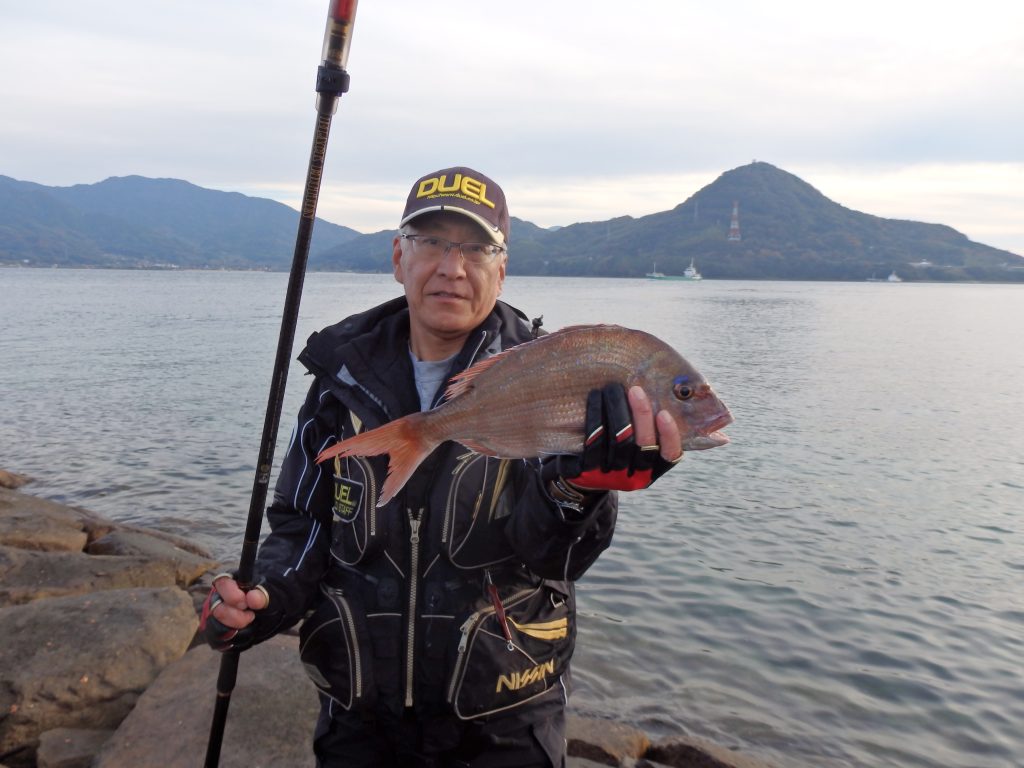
[1,268,1021,768]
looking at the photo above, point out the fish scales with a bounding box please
[316,324,731,506]
[427,327,658,456]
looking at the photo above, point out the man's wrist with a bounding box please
[547,475,590,519]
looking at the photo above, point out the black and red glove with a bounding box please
[542,383,680,494]
[199,577,258,653]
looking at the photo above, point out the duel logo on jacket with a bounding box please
[332,457,364,523]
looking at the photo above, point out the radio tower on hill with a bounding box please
[728,201,741,241]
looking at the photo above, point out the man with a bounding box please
[202,167,682,767]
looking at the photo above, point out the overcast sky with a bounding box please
[2,1,1022,254]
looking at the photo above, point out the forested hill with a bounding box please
[0,175,360,270]
[316,163,1023,281]
[3,164,1021,281]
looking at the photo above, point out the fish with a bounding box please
[316,324,732,506]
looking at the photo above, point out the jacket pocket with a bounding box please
[446,581,575,720]
[442,454,518,569]
[299,584,376,711]
[329,454,388,565]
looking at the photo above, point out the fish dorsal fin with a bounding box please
[444,324,618,401]
[444,352,509,400]
[557,323,612,333]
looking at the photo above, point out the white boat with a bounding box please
[646,259,702,281]
[645,262,667,280]
[867,271,903,283]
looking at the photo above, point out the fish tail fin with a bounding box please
[315,414,435,507]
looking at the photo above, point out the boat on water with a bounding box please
[645,263,667,279]
[866,270,903,283]
[646,259,703,281]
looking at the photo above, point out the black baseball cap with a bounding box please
[399,166,510,246]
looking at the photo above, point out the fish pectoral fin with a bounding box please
[458,439,490,455]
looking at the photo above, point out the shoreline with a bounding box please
[0,471,774,768]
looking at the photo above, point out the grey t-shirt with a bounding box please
[409,350,456,411]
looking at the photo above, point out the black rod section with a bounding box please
[204,3,359,766]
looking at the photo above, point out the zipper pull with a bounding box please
[408,509,421,544]
[485,571,515,652]
[457,616,475,653]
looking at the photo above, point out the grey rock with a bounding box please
[568,714,651,766]
[0,488,91,553]
[645,736,777,768]
[86,529,219,588]
[36,728,114,768]
[0,587,197,766]
[0,545,179,606]
[0,471,31,490]
[95,636,320,768]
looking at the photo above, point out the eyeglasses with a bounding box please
[400,234,505,264]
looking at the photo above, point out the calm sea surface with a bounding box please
[1,268,1022,767]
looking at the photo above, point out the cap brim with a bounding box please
[400,206,505,246]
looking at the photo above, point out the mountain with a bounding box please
[319,163,1022,282]
[0,175,360,269]
[3,165,1021,281]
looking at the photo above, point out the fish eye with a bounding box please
[673,381,693,401]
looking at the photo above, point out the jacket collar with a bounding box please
[299,298,536,420]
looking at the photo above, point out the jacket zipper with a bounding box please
[329,587,363,702]
[437,329,491,542]
[353,456,378,535]
[446,582,537,704]
[441,452,480,545]
[404,507,423,708]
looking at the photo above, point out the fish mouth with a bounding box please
[683,431,729,450]
[683,411,733,451]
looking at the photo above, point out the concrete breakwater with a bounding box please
[0,472,773,768]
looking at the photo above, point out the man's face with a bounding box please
[392,212,507,359]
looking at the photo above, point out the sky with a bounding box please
[2,1,1022,255]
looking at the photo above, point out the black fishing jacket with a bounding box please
[248,297,618,720]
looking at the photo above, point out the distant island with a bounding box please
[2,163,1022,282]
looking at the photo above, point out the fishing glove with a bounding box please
[199,574,264,653]
[542,383,680,501]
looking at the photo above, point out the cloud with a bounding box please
[2,0,1022,254]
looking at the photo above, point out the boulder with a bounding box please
[0,488,90,553]
[95,636,320,768]
[86,529,220,587]
[568,715,651,766]
[36,728,114,768]
[0,545,179,606]
[0,587,197,766]
[645,736,777,768]
[0,471,31,490]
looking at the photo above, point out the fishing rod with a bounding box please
[203,2,359,766]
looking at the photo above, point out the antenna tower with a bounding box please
[728,200,741,242]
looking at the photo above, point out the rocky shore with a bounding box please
[0,471,774,768]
